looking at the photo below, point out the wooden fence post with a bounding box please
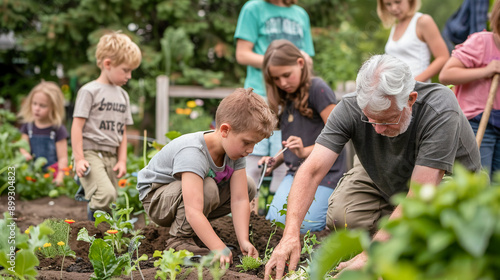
[156,75,169,144]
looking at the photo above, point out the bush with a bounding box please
[313,165,500,280]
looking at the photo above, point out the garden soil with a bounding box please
[0,195,331,279]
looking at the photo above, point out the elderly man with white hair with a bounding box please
[264,54,481,279]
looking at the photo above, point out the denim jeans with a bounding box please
[469,119,500,179]
[266,174,334,233]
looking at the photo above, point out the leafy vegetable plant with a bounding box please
[0,212,54,280]
[153,248,194,280]
[237,255,262,272]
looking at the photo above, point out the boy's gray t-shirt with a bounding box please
[73,81,133,153]
[137,131,246,200]
[316,82,481,201]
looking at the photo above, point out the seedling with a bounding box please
[0,212,53,279]
[237,255,262,272]
[153,248,194,280]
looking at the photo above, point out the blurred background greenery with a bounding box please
[0,0,466,136]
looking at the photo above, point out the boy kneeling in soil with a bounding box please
[137,88,276,266]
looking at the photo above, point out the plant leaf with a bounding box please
[310,230,368,280]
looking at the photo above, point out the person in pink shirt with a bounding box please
[440,0,500,179]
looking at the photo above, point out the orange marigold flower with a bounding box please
[64,171,70,176]
[107,230,119,234]
[43,173,51,178]
[62,167,71,172]
[118,179,127,187]
[64,219,75,224]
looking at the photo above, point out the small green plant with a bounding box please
[78,203,147,280]
[77,227,147,280]
[93,204,137,254]
[90,238,131,280]
[36,219,75,259]
[184,250,230,280]
[153,248,194,280]
[0,212,54,279]
[125,235,148,280]
[237,255,262,272]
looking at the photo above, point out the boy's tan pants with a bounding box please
[326,155,395,236]
[80,150,118,212]
[141,177,256,237]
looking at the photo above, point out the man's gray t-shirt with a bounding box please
[137,131,246,200]
[316,82,481,201]
[73,81,133,153]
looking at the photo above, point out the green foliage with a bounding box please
[77,204,147,280]
[184,251,229,280]
[153,248,194,280]
[0,109,79,200]
[310,230,368,280]
[0,212,53,280]
[324,166,500,280]
[93,205,139,254]
[88,239,131,280]
[37,219,75,258]
[237,255,262,272]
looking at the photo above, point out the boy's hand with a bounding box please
[75,159,90,177]
[22,153,33,161]
[215,247,232,268]
[113,161,127,178]
[54,173,64,186]
[240,241,259,259]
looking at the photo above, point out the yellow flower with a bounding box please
[25,228,30,234]
[186,100,197,108]
[107,230,119,234]
[38,247,41,251]
[57,241,65,246]
[47,167,56,173]
[43,243,52,248]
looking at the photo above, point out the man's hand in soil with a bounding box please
[334,251,367,278]
[264,233,301,280]
[240,240,259,259]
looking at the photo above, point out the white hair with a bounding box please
[356,54,415,112]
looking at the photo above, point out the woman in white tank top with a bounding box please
[377,0,449,82]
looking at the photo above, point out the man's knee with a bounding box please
[327,207,380,235]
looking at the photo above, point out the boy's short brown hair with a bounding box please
[95,31,142,69]
[215,88,277,138]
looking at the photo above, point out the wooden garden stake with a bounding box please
[476,74,500,147]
